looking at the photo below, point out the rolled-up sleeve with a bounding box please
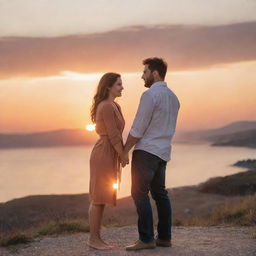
[102,103,122,146]
[130,91,155,138]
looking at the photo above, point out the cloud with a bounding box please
[0,22,256,78]
[1,0,256,37]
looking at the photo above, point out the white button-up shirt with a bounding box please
[130,81,180,161]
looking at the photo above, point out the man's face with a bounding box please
[141,64,154,88]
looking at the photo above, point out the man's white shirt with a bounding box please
[130,81,180,162]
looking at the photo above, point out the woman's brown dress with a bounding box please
[89,101,125,206]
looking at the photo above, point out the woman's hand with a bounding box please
[120,152,129,167]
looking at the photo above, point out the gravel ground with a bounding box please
[1,225,255,256]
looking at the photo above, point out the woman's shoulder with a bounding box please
[97,101,115,114]
[99,100,121,109]
[98,100,114,108]
[113,101,121,108]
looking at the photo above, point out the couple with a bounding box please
[88,57,180,251]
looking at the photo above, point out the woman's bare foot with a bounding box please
[100,238,114,248]
[87,239,112,250]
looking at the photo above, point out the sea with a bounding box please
[0,143,255,203]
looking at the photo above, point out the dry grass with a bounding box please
[36,219,89,236]
[210,195,256,226]
[1,196,255,248]
[0,233,33,247]
[173,195,256,227]
[0,219,89,247]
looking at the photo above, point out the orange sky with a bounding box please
[0,1,256,134]
[1,61,256,134]
[1,22,256,79]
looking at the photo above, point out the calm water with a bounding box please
[0,143,255,203]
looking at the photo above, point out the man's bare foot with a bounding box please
[87,239,112,250]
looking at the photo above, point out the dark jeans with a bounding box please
[131,149,172,243]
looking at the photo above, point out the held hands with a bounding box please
[120,151,129,168]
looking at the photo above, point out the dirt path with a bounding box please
[1,225,255,256]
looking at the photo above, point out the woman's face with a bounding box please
[108,77,123,98]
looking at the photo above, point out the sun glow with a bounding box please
[86,124,96,131]
[61,71,104,81]
[113,183,119,190]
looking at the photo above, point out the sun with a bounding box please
[85,124,96,131]
[113,183,119,190]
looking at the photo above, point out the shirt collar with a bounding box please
[150,81,167,89]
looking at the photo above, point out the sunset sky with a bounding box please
[0,0,256,134]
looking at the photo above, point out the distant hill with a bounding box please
[1,121,256,149]
[175,121,256,147]
[210,129,256,148]
[198,169,256,196]
[0,129,96,149]
[234,159,256,169]
[207,120,256,135]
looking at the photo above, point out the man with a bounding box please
[123,57,180,251]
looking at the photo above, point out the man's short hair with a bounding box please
[143,57,168,79]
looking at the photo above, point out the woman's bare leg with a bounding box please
[88,203,112,249]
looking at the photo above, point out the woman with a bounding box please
[88,73,126,250]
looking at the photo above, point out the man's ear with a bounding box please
[152,70,159,78]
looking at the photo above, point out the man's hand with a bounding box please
[120,133,139,168]
[120,152,129,168]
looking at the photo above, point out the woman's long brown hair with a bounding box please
[90,72,121,123]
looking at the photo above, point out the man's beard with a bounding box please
[144,74,154,88]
